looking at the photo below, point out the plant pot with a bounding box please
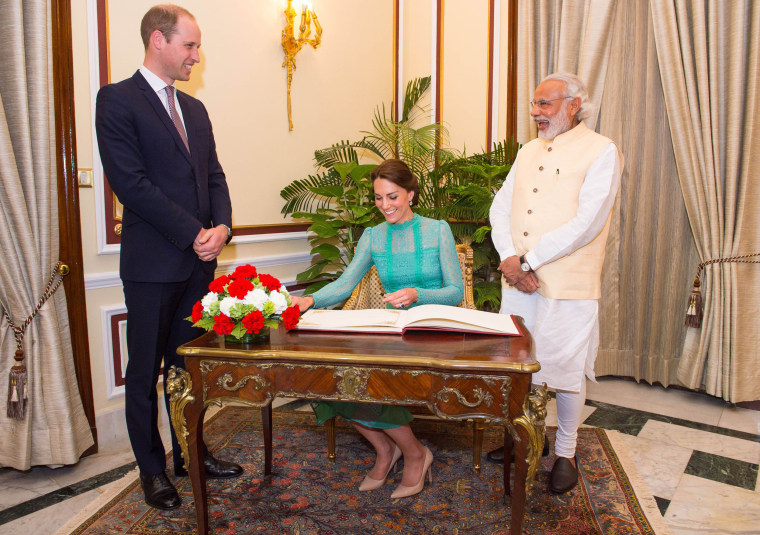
[224,328,270,345]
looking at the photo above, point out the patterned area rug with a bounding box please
[60,406,669,534]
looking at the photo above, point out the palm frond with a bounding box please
[401,76,431,122]
[280,170,340,215]
[314,141,360,169]
[479,138,521,165]
[352,138,390,161]
[365,104,400,157]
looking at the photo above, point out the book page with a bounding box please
[298,308,403,330]
[403,305,519,335]
[296,305,520,336]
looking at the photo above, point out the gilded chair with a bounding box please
[324,244,490,469]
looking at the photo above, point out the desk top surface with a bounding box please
[179,320,538,374]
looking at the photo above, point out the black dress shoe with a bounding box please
[140,471,181,510]
[485,434,550,464]
[175,452,243,479]
[549,456,578,493]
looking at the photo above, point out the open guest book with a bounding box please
[296,304,521,336]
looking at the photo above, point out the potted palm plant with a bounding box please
[280,77,519,310]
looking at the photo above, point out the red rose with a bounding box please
[232,264,257,280]
[257,273,282,292]
[212,314,235,335]
[227,277,253,299]
[209,275,231,294]
[281,305,300,330]
[242,310,265,334]
[191,301,204,323]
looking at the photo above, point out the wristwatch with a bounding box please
[221,224,233,241]
[519,254,532,272]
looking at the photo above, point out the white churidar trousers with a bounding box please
[500,288,599,457]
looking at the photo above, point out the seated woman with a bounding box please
[291,159,463,499]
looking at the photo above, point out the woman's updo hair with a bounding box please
[370,159,420,206]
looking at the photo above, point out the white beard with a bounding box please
[536,106,574,140]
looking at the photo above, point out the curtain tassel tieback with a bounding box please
[685,277,703,328]
[685,253,760,329]
[7,350,27,420]
[4,262,69,421]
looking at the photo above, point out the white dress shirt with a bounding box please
[139,65,188,134]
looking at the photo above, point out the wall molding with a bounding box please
[87,0,116,255]
[100,304,127,399]
[229,232,310,245]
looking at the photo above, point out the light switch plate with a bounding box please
[78,168,93,187]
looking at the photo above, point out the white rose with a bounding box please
[242,288,269,309]
[201,292,218,312]
[219,296,240,317]
[268,290,288,314]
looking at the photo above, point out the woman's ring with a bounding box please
[399,303,405,308]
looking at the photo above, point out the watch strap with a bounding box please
[221,224,233,242]
[519,254,532,272]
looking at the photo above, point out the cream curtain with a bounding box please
[594,1,698,384]
[651,0,760,403]
[516,0,699,386]
[0,0,93,468]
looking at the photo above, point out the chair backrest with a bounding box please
[342,243,476,310]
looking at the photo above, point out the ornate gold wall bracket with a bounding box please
[166,366,195,466]
[281,0,322,130]
[512,383,549,492]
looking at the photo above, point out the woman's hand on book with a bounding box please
[383,288,419,309]
[291,295,315,312]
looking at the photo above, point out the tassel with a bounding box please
[7,349,28,420]
[685,277,703,328]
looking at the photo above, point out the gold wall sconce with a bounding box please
[282,0,322,131]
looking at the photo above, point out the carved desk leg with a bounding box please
[325,418,337,461]
[261,404,273,476]
[510,384,549,535]
[510,420,529,535]
[167,366,208,534]
[513,384,549,491]
[472,419,486,471]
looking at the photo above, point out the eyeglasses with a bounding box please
[529,96,573,110]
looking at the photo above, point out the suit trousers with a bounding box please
[123,260,212,475]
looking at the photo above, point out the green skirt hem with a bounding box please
[311,401,413,429]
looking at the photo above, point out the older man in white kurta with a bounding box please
[488,72,623,493]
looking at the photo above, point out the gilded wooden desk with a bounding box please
[168,321,547,534]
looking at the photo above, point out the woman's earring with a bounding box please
[409,200,413,206]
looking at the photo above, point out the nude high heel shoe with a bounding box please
[358,445,402,491]
[390,447,433,499]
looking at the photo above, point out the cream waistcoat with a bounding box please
[510,123,618,299]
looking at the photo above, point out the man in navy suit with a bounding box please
[95,4,242,510]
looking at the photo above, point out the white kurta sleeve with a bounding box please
[524,143,622,270]
[489,157,520,261]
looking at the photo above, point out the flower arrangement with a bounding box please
[187,264,300,340]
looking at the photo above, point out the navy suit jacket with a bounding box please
[95,70,232,283]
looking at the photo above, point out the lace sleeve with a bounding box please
[416,221,464,306]
[311,229,374,309]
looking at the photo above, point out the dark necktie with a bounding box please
[164,85,190,153]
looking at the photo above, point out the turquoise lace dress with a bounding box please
[310,214,464,428]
